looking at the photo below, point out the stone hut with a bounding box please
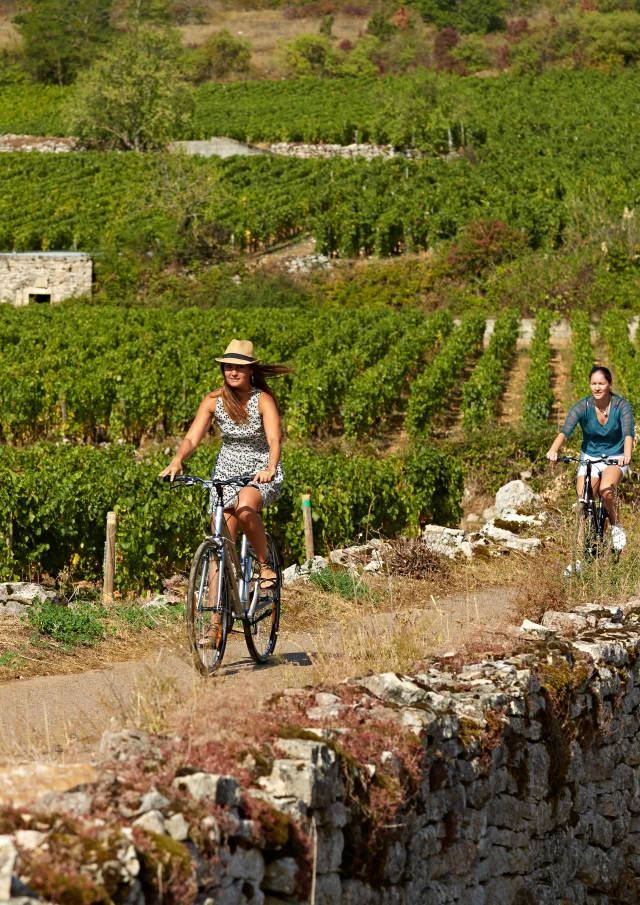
[0,252,92,305]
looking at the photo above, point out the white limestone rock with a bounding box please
[495,479,540,515]
[481,522,542,554]
[283,555,329,585]
[172,772,241,807]
[132,809,166,835]
[0,835,16,900]
[520,619,557,640]
[542,611,589,634]
[421,526,473,560]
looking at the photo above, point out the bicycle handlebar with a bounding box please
[558,455,622,465]
[162,473,257,489]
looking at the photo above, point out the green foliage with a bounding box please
[449,34,493,71]
[406,312,485,437]
[342,310,453,439]
[0,303,317,443]
[202,30,252,79]
[367,11,396,40]
[600,309,640,411]
[511,11,640,75]
[461,308,519,428]
[523,310,554,426]
[0,442,464,585]
[276,34,378,77]
[66,27,194,151]
[0,85,68,135]
[416,0,509,33]
[441,422,556,494]
[14,0,113,85]
[569,310,593,396]
[26,600,107,648]
[309,568,362,599]
[285,308,412,439]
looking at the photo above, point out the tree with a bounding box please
[14,0,113,85]
[66,27,194,151]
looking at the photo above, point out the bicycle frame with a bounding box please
[580,459,607,544]
[210,499,260,620]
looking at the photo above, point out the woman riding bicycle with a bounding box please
[160,339,290,593]
[547,365,634,552]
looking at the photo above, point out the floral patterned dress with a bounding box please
[210,390,284,511]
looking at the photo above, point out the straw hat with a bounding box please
[215,339,260,365]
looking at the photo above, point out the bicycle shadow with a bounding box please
[220,649,313,676]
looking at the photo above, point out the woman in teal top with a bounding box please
[547,366,634,551]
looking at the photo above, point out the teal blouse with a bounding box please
[561,395,634,457]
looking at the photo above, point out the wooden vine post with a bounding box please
[301,493,314,561]
[103,511,117,603]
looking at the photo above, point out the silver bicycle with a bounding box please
[166,473,282,676]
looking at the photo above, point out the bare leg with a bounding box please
[599,465,624,526]
[229,487,276,586]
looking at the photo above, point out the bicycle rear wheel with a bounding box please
[243,534,281,665]
[187,540,232,676]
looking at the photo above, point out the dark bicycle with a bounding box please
[164,473,282,676]
[558,455,620,571]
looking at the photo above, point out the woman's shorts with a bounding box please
[577,454,628,479]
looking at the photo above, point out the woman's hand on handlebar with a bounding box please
[546,449,559,463]
[159,458,184,482]
[254,467,276,484]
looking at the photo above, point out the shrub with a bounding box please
[418,0,510,34]
[14,0,113,85]
[448,219,529,278]
[450,34,492,72]
[277,34,335,76]
[202,30,252,79]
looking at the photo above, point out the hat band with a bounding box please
[220,353,255,362]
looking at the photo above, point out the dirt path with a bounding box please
[499,350,530,425]
[0,588,517,761]
[551,346,574,431]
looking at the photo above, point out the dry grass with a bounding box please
[282,560,516,684]
[180,8,367,74]
[0,12,19,49]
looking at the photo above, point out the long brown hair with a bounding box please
[221,362,293,424]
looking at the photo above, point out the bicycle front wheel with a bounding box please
[243,534,281,665]
[187,540,232,677]
[573,501,598,567]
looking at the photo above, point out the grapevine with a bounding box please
[0,442,464,588]
[569,310,593,398]
[461,309,520,429]
[406,312,485,438]
[342,310,453,439]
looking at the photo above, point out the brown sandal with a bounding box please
[198,619,222,648]
[258,561,278,596]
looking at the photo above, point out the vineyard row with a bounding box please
[0,302,632,446]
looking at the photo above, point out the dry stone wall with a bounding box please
[0,253,92,305]
[4,600,640,904]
